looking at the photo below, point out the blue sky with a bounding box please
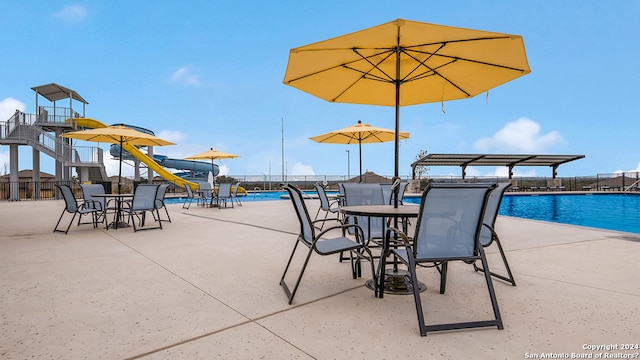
[1,1,639,179]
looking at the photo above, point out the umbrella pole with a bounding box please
[359,140,363,183]
[118,138,123,195]
[392,43,401,208]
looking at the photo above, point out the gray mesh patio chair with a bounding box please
[342,183,386,243]
[381,180,408,205]
[197,181,215,207]
[388,183,503,336]
[79,183,111,226]
[182,184,200,209]
[153,183,171,223]
[313,182,341,230]
[279,183,375,305]
[54,184,102,234]
[122,184,162,232]
[473,182,516,286]
[216,183,233,208]
[231,181,243,206]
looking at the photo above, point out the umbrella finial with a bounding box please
[357,120,362,124]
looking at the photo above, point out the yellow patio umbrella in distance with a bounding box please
[284,18,531,206]
[61,125,175,194]
[310,120,409,182]
[184,148,240,183]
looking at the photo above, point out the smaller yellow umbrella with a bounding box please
[310,120,409,182]
[185,148,240,180]
[61,125,175,194]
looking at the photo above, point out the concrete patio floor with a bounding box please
[1,198,639,359]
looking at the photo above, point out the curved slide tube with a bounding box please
[73,118,199,190]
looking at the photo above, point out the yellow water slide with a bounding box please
[72,118,199,191]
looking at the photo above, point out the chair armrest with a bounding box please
[316,222,368,246]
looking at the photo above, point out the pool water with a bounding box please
[167,192,640,235]
[498,193,640,234]
[406,193,640,234]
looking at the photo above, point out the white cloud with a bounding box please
[614,162,640,173]
[53,5,88,23]
[0,98,26,120]
[172,66,203,86]
[474,117,564,153]
[157,130,187,144]
[290,162,315,176]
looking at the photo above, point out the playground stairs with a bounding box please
[0,111,107,183]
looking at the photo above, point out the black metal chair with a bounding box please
[54,184,102,234]
[231,181,243,207]
[313,182,341,230]
[473,182,517,286]
[279,183,376,305]
[388,183,503,336]
[182,184,200,209]
[216,183,233,208]
[153,183,171,223]
[122,184,162,232]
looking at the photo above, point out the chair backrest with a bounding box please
[480,182,512,246]
[342,183,385,237]
[131,184,158,211]
[217,183,232,198]
[413,183,496,260]
[81,183,106,210]
[198,181,213,198]
[381,183,393,205]
[56,184,79,212]
[314,182,332,211]
[155,183,170,209]
[342,183,385,206]
[232,181,241,195]
[185,183,194,198]
[283,183,315,246]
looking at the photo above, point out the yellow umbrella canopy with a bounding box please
[284,18,530,201]
[185,148,240,179]
[184,148,240,161]
[61,125,175,146]
[310,120,410,182]
[61,125,175,193]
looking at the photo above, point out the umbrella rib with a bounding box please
[330,48,399,102]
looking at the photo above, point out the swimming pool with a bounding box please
[406,193,640,234]
[167,192,640,234]
[498,193,640,234]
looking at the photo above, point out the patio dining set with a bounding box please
[53,182,172,233]
[279,181,517,337]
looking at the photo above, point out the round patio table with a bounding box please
[339,204,426,298]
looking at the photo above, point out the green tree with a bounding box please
[414,149,430,179]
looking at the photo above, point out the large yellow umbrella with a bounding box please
[284,18,530,205]
[184,148,240,181]
[61,125,175,194]
[310,120,410,182]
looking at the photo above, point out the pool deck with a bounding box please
[1,199,639,359]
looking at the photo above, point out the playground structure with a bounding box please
[0,83,218,200]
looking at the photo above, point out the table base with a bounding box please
[106,221,130,230]
[365,269,427,295]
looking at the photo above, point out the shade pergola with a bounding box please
[411,154,585,179]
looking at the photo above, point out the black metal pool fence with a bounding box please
[1,172,639,201]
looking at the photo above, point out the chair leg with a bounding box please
[477,247,504,330]
[405,253,428,336]
[474,234,516,286]
[279,241,313,305]
[439,262,448,294]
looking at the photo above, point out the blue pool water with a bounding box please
[498,193,640,234]
[168,192,640,234]
[406,193,640,234]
